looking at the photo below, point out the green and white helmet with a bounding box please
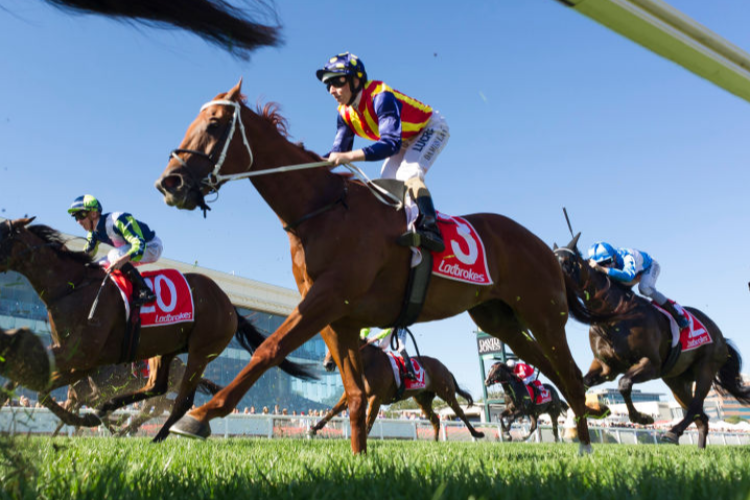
[67,194,102,215]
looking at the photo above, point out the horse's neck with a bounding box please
[239,108,343,230]
[13,246,88,307]
[584,271,630,314]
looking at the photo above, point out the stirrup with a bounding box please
[133,290,156,307]
[418,229,445,253]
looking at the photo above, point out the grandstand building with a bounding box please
[0,222,343,413]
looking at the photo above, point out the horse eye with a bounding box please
[207,119,221,132]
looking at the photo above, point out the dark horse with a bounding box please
[484,362,568,442]
[155,80,607,454]
[51,357,222,437]
[39,0,281,58]
[309,340,485,441]
[555,233,750,448]
[0,218,314,442]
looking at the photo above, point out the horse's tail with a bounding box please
[196,378,224,396]
[234,310,319,381]
[563,274,618,324]
[714,341,750,405]
[42,0,281,57]
[452,374,474,407]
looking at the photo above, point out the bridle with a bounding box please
[170,99,255,195]
[168,99,403,219]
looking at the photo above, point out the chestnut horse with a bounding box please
[0,218,314,441]
[484,362,568,442]
[155,80,607,454]
[39,0,281,58]
[51,357,222,437]
[555,233,750,448]
[309,343,485,441]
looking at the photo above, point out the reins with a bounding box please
[169,99,403,220]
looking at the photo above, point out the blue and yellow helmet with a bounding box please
[67,194,102,215]
[316,52,367,83]
[588,242,616,265]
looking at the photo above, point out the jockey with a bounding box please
[506,358,539,402]
[317,52,449,253]
[360,327,417,380]
[588,242,689,330]
[68,194,162,306]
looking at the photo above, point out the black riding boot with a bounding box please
[121,263,156,306]
[415,195,445,253]
[400,351,418,381]
[660,300,689,330]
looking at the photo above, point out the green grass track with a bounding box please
[2,437,750,500]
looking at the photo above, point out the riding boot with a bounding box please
[660,300,689,330]
[414,194,445,253]
[121,263,156,306]
[400,351,418,381]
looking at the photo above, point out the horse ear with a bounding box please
[553,243,559,250]
[226,78,243,101]
[13,216,36,229]
[567,232,581,252]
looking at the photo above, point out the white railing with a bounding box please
[2,407,749,446]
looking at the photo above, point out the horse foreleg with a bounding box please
[0,381,18,409]
[96,353,176,420]
[325,325,369,454]
[173,286,351,442]
[309,391,348,436]
[619,357,660,425]
[365,395,382,436]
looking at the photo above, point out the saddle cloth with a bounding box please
[386,352,427,390]
[652,301,712,352]
[430,212,493,285]
[526,380,552,405]
[110,269,195,328]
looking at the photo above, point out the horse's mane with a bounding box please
[28,225,95,266]
[256,102,325,161]
[41,0,281,59]
[563,260,640,325]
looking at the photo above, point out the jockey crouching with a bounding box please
[317,52,449,253]
[361,327,417,380]
[68,194,162,306]
[587,242,689,330]
[507,358,539,405]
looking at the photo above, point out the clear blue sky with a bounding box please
[2,0,749,404]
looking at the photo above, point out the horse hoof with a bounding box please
[306,429,317,438]
[169,415,211,440]
[473,432,485,439]
[578,443,593,456]
[660,432,680,445]
[502,433,512,442]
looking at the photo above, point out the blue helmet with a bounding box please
[67,194,102,215]
[588,242,616,265]
[316,52,367,83]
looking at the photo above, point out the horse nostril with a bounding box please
[158,175,182,194]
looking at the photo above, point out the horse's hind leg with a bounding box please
[413,392,441,441]
[618,358,660,425]
[309,392,348,436]
[523,415,538,442]
[436,389,485,440]
[663,370,713,448]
